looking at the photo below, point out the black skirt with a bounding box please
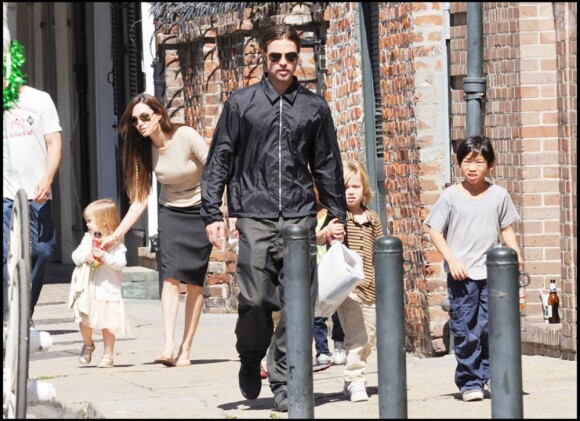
[158,204,212,286]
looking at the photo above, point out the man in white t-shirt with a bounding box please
[3,84,63,318]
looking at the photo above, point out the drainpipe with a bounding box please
[442,3,452,183]
[152,55,165,100]
[358,3,387,234]
[141,1,161,249]
[463,3,485,137]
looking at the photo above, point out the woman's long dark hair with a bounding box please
[119,93,182,203]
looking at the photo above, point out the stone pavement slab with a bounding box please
[26,283,577,419]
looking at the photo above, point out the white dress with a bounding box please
[70,233,130,337]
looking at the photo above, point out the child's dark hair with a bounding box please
[456,135,495,166]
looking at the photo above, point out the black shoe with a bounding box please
[238,363,262,400]
[273,390,288,412]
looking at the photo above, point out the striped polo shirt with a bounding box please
[345,207,384,304]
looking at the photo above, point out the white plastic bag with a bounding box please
[315,241,365,317]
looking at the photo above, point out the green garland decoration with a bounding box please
[3,40,27,111]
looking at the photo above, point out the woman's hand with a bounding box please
[100,235,120,251]
[206,221,226,248]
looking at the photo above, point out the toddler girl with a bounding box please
[68,198,129,368]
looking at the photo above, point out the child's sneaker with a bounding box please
[333,341,346,365]
[462,388,484,402]
[313,353,333,373]
[344,381,368,402]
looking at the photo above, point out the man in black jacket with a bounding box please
[201,23,346,412]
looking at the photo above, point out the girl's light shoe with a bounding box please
[97,355,114,368]
[343,381,369,402]
[79,343,95,365]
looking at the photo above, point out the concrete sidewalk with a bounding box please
[27,282,577,419]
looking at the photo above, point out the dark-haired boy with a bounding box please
[425,135,523,402]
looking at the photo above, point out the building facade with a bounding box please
[151,2,576,359]
[5,2,575,359]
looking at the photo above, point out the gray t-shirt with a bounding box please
[424,183,520,280]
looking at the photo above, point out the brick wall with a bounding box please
[447,2,576,359]
[378,2,434,355]
[156,3,323,314]
[513,2,561,322]
[554,2,576,359]
[153,2,576,358]
[325,3,439,355]
[408,2,448,355]
[325,2,365,160]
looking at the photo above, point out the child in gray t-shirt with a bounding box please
[425,135,523,403]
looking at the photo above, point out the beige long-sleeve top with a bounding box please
[152,125,209,207]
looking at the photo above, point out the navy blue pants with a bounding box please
[313,312,344,357]
[448,274,489,393]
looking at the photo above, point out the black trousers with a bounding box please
[234,216,317,394]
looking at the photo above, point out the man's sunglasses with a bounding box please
[268,52,298,63]
[130,112,154,127]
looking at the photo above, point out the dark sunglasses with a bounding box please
[268,52,298,63]
[130,112,154,127]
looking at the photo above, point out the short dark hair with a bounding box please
[260,23,301,53]
[456,135,495,166]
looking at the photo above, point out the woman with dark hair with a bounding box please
[101,93,212,367]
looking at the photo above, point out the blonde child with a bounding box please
[337,160,384,402]
[68,199,129,368]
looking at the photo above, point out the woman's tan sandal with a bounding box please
[175,357,192,367]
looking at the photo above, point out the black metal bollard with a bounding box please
[487,247,523,419]
[375,236,407,419]
[283,225,314,419]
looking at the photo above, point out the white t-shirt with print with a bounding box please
[3,85,62,200]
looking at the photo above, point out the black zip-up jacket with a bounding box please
[201,76,347,225]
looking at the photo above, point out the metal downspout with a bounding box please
[463,3,486,137]
[358,3,387,234]
[442,3,452,183]
[142,1,162,250]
